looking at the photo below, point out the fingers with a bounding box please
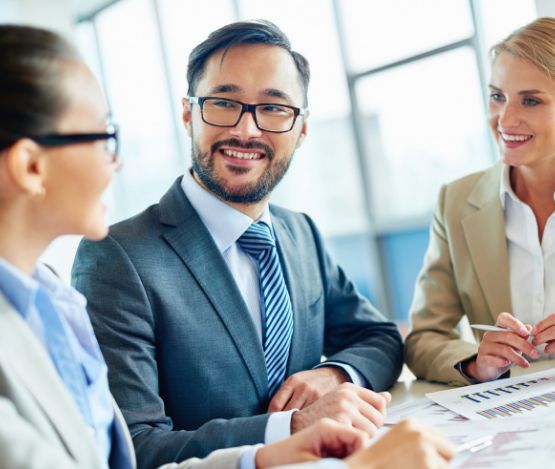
[290,383,389,434]
[481,329,539,361]
[479,340,532,368]
[496,312,529,337]
[268,383,295,413]
[531,313,555,337]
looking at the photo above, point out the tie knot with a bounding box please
[237,222,275,257]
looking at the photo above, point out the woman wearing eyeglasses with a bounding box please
[0,24,453,469]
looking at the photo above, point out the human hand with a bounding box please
[255,418,370,468]
[465,312,538,382]
[290,383,391,436]
[531,313,555,353]
[344,419,455,469]
[268,367,349,412]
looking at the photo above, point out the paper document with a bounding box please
[426,368,555,420]
[439,418,555,468]
[386,398,467,426]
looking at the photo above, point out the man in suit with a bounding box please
[72,20,403,469]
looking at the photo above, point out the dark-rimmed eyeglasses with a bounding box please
[188,97,308,133]
[31,124,119,163]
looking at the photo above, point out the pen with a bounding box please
[456,435,494,453]
[470,324,512,333]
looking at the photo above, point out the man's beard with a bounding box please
[191,138,293,204]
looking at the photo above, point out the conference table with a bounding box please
[387,360,555,468]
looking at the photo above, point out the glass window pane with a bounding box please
[356,47,491,223]
[95,0,181,220]
[338,0,473,72]
[238,0,367,236]
[238,0,350,119]
[158,0,236,160]
[478,0,537,56]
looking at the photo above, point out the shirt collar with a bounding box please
[0,258,86,319]
[180,170,273,253]
[499,164,521,209]
[0,257,40,319]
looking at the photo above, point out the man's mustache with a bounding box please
[211,139,274,159]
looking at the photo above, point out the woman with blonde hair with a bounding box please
[406,17,555,384]
[0,24,453,469]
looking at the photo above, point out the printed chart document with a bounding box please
[426,368,555,420]
[441,418,555,468]
[385,397,467,426]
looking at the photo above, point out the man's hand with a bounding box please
[255,418,370,468]
[465,312,538,382]
[345,419,455,469]
[268,367,349,412]
[290,383,391,436]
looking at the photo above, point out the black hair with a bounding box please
[187,20,310,105]
[0,25,80,151]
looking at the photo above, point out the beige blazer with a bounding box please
[405,162,512,385]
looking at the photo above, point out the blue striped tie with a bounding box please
[238,222,294,396]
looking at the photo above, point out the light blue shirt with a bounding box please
[0,258,114,468]
[181,171,367,466]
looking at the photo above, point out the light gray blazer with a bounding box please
[0,291,252,469]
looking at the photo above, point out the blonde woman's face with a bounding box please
[488,52,555,169]
[39,64,119,240]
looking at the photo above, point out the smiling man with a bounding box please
[72,20,403,469]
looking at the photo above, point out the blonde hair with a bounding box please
[491,17,555,78]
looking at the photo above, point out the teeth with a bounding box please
[500,133,532,142]
[222,149,261,160]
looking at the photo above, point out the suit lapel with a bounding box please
[462,164,512,323]
[159,180,268,400]
[271,214,309,376]
[0,294,98,466]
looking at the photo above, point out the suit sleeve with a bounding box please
[72,236,269,469]
[303,215,404,391]
[404,185,478,385]
[0,398,81,469]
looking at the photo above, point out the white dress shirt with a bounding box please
[500,165,555,329]
[180,171,365,444]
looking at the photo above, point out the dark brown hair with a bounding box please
[0,25,80,151]
[187,20,310,106]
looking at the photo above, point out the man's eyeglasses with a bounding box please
[31,124,119,162]
[188,97,308,133]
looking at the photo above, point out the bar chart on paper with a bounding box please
[426,369,555,420]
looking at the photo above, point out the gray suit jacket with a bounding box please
[72,177,403,469]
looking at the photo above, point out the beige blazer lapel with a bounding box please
[461,164,512,323]
[0,294,99,467]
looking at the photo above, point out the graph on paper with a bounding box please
[426,368,555,420]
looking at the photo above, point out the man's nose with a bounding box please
[229,110,264,139]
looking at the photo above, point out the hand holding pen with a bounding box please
[464,312,539,383]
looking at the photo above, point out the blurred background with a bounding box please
[2,0,554,325]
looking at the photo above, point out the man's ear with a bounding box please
[182,98,193,137]
[1,139,47,197]
[295,113,309,149]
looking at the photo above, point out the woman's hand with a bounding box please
[255,418,369,468]
[531,313,555,353]
[465,312,539,382]
[344,419,455,469]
